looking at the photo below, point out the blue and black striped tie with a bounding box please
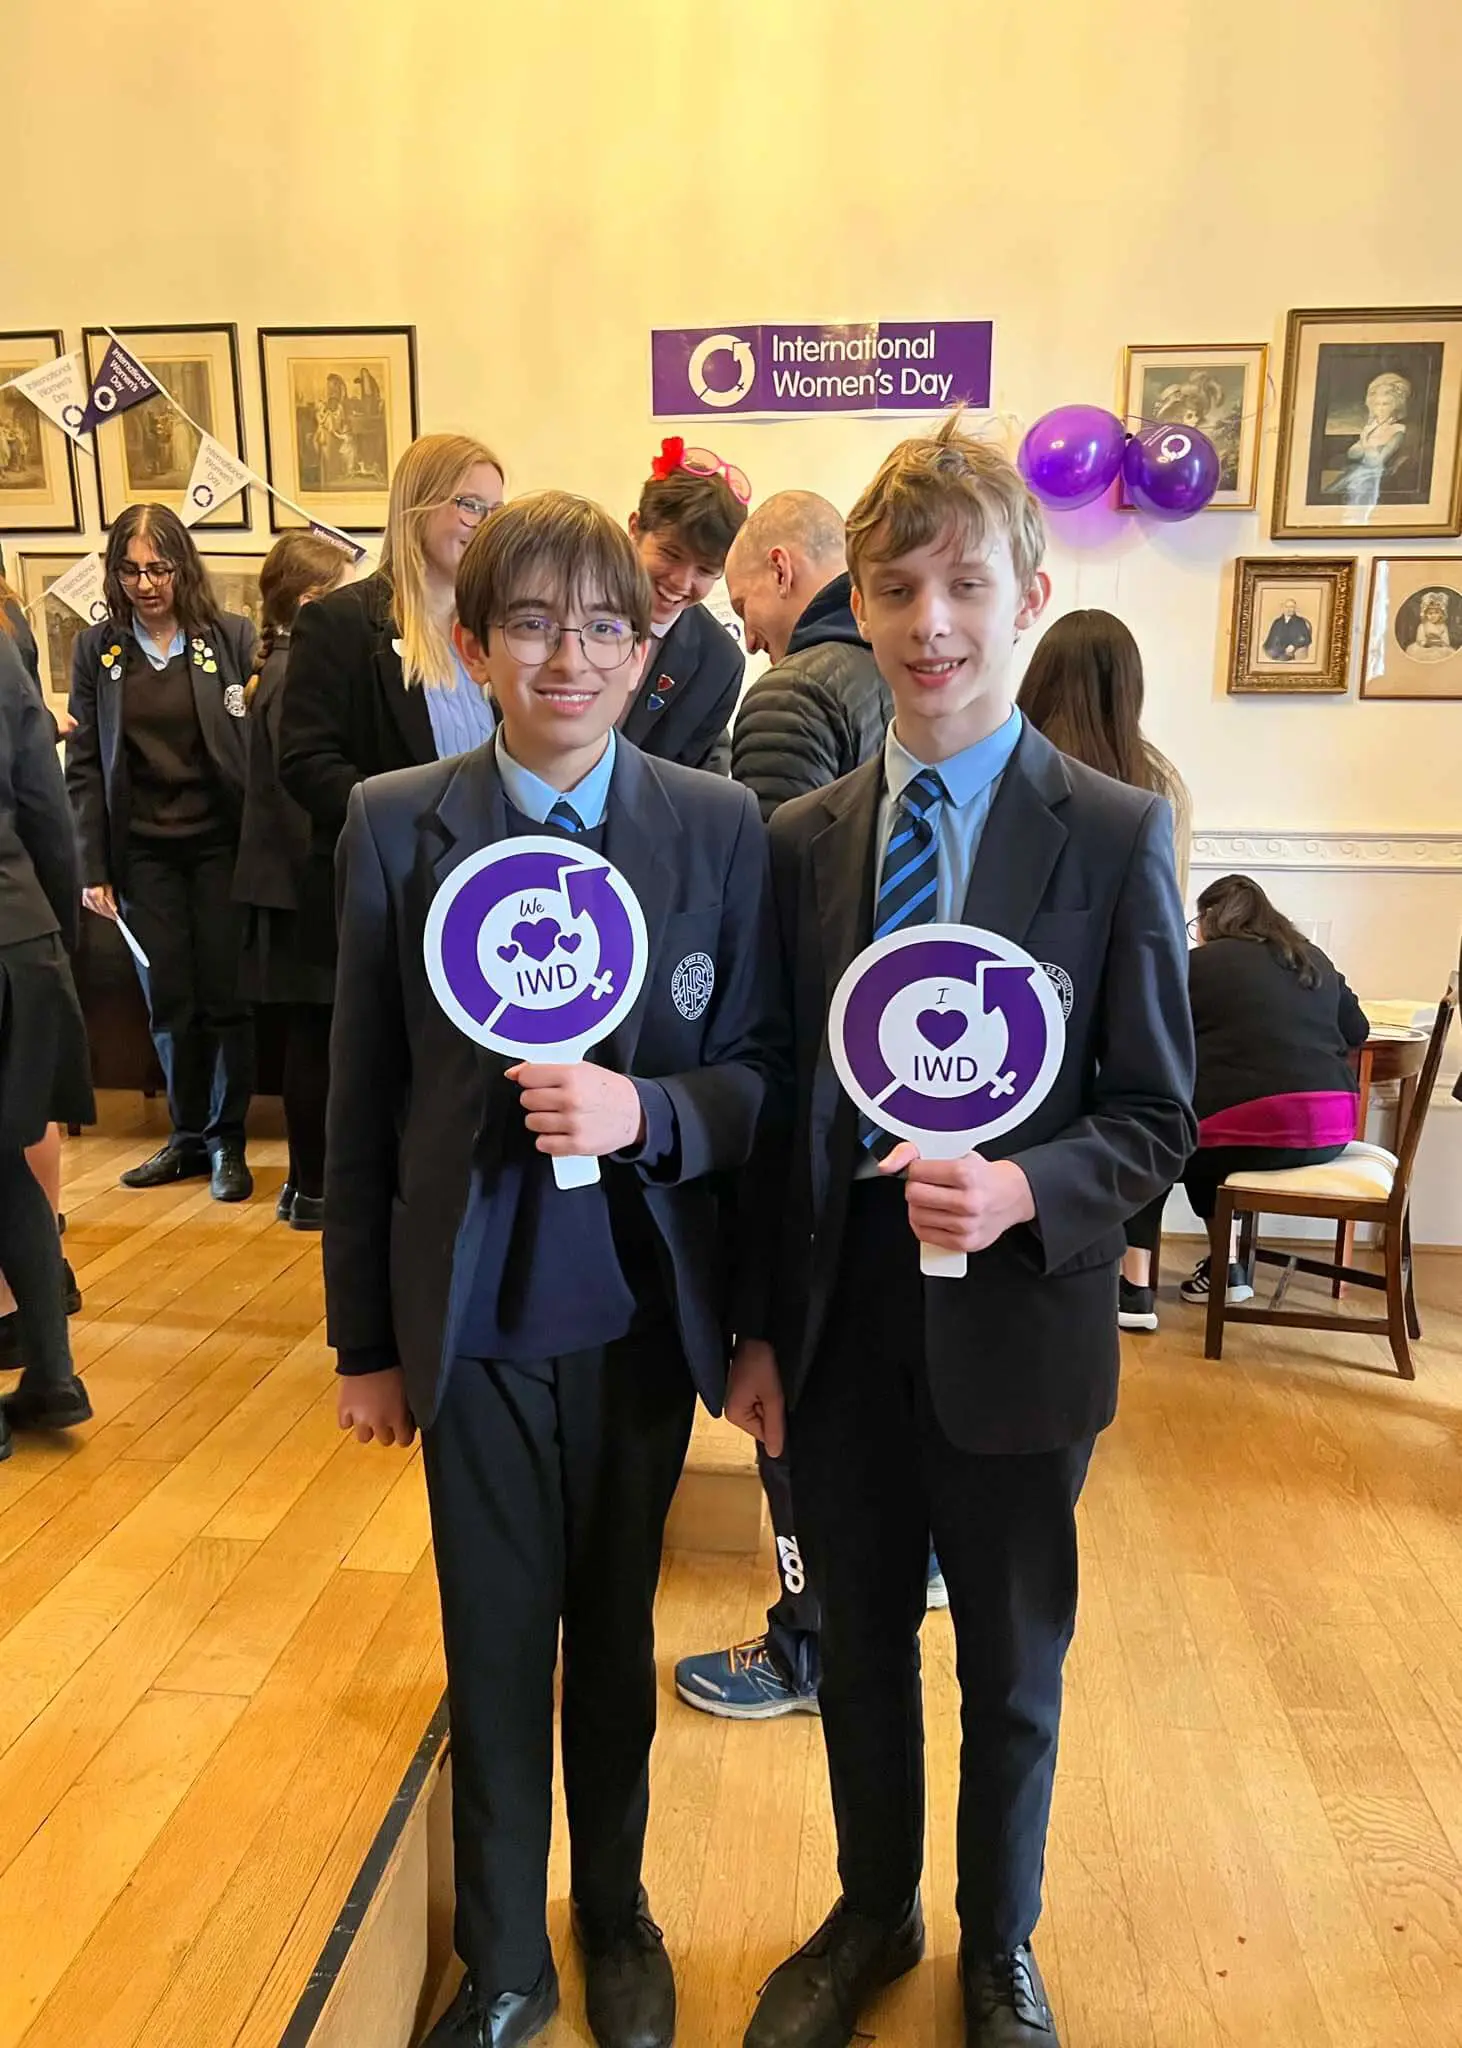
[546,798,583,835]
[860,767,946,1153]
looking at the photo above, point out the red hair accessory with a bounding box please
[651,436,686,480]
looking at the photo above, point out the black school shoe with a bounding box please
[275,1180,297,1223]
[420,1960,559,2047]
[288,1192,325,1232]
[2,1373,93,1431]
[743,1895,924,2048]
[575,1891,676,2048]
[120,1139,211,1190]
[209,1143,254,1204]
[961,1943,1059,2046]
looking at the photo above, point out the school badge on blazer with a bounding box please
[671,951,714,1021]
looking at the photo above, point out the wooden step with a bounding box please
[663,1406,765,1555]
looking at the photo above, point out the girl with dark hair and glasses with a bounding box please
[65,503,258,1200]
[622,437,749,772]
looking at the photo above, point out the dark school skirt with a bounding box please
[0,932,95,1148]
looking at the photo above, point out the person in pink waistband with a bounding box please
[1178,872,1369,1306]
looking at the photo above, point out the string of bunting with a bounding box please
[0,331,368,626]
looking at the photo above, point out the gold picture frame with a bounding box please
[0,331,83,535]
[1227,556,1356,695]
[1120,342,1268,511]
[258,327,419,535]
[1361,556,1462,701]
[16,549,90,709]
[199,553,269,637]
[1272,306,1462,540]
[82,324,250,531]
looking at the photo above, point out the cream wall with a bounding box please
[5,0,1461,1220]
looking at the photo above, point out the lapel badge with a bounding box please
[191,637,204,651]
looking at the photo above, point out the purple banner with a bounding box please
[79,339,161,435]
[650,321,992,420]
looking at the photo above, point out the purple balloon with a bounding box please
[1122,423,1221,520]
[1018,406,1128,509]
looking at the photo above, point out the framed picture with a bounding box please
[1120,342,1268,510]
[82,324,249,530]
[16,550,90,706]
[258,327,418,534]
[1227,556,1356,695]
[1361,556,1462,700]
[1272,307,1462,539]
[199,552,268,635]
[0,331,83,534]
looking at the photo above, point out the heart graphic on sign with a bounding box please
[558,933,582,954]
[916,1008,967,1051]
[497,943,520,962]
[512,918,561,961]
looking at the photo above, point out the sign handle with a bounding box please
[552,1152,601,1191]
[920,1241,968,1281]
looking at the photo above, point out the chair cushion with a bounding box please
[1222,1140,1398,1201]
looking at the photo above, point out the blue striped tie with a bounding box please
[546,798,583,835]
[860,767,946,1153]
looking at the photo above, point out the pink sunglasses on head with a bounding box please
[650,435,752,505]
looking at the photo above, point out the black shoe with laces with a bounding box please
[960,1943,1059,2046]
[3,1372,92,1432]
[209,1143,254,1204]
[120,1139,211,1190]
[575,1890,675,2048]
[743,1895,924,2048]
[420,1961,559,2047]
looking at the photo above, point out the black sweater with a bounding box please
[1189,937,1369,1125]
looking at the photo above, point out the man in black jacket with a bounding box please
[728,493,892,821]
[676,493,900,1725]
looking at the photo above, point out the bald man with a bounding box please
[726,492,892,821]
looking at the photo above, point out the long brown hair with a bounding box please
[0,573,20,639]
[1017,609,1183,804]
[1196,873,1321,990]
[245,533,350,702]
[379,432,504,688]
[103,504,216,641]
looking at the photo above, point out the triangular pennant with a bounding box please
[4,353,90,444]
[181,432,257,526]
[46,553,109,625]
[308,518,368,565]
[79,339,160,434]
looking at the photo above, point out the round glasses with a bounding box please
[496,616,637,671]
[681,446,751,504]
[452,494,500,526]
[117,561,176,587]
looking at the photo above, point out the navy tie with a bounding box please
[860,767,946,1153]
[546,798,583,835]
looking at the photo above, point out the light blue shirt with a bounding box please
[425,649,497,760]
[495,727,617,830]
[130,613,186,669]
[874,709,1024,924]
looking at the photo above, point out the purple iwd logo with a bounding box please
[830,925,1066,1150]
[424,838,648,1056]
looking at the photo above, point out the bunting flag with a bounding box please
[46,553,109,625]
[4,353,91,443]
[308,518,369,564]
[79,338,160,434]
[181,432,258,526]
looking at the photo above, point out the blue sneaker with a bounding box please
[675,1634,820,1719]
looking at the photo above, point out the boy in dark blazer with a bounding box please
[623,444,748,772]
[733,421,1195,2048]
[327,491,779,2048]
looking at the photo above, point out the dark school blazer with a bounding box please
[0,642,79,950]
[65,611,256,889]
[621,602,743,774]
[753,720,1197,1457]
[277,572,437,967]
[325,737,781,1429]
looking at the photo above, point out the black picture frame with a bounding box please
[82,322,250,531]
[0,329,84,536]
[258,325,420,535]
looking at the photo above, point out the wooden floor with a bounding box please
[3,1097,1462,2046]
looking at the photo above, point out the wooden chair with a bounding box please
[1203,985,1457,1378]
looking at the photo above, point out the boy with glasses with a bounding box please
[326,490,780,2048]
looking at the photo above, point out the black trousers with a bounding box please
[760,1442,821,1684]
[122,837,254,1146]
[789,1180,1093,1952]
[421,1328,696,1994]
[1184,1142,1344,1221]
[281,1002,331,1198]
[0,1148,71,1385]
